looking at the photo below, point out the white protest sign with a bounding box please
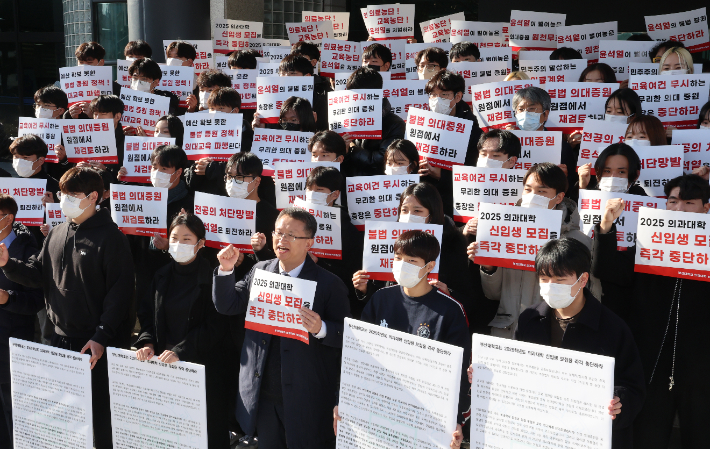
[10,338,92,449]
[334,71,390,91]
[259,46,292,63]
[107,348,207,449]
[555,21,618,62]
[328,89,383,139]
[223,68,257,109]
[545,82,618,131]
[337,319,463,448]
[631,145,684,197]
[475,203,562,271]
[361,40,407,79]
[257,62,281,78]
[256,76,315,124]
[361,4,416,41]
[346,175,419,230]
[60,119,117,164]
[576,119,628,172]
[420,12,465,43]
[518,50,554,60]
[18,118,60,163]
[181,112,242,161]
[194,192,256,252]
[250,38,291,52]
[286,21,334,49]
[404,42,452,80]
[453,167,526,224]
[578,190,665,249]
[471,334,614,449]
[110,184,168,237]
[645,8,710,53]
[320,39,361,78]
[509,10,566,51]
[406,107,473,170]
[122,136,175,184]
[629,62,659,77]
[304,11,350,40]
[252,128,313,176]
[163,40,213,75]
[44,203,66,230]
[450,21,508,47]
[509,130,563,170]
[450,61,511,103]
[470,80,539,132]
[635,206,710,281]
[117,59,133,89]
[246,269,317,343]
[215,55,230,70]
[274,161,339,209]
[599,41,656,81]
[629,74,710,128]
[58,66,113,106]
[672,129,710,172]
[213,19,263,54]
[118,87,170,129]
[479,47,514,70]
[0,178,46,226]
[382,79,429,120]
[518,59,587,86]
[159,66,194,108]
[293,198,343,259]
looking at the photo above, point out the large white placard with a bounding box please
[159,66,194,108]
[450,20,508,47]
[117,59,132,89]
[122,136,176,184]
[453,167,526,224]
[44,203,66,230]
[0,178,46,227]
[419,12,465,43]
[631,145,684,197]
[382,79,429,120]
[508,10,566,51]
[509,130,563,170]
[58,66,113,106]
[251,128,313,176]
[213,19,263,54]
[361,4,416,41]
[404,42,452,80]
[470,80,539,131]
[286,21,333,50]
[346,174,419,230]
[118,87,170,130]
[194,192,256,252]
[320,39,361,78]
[180,112,242,161]
[406,107,473,170]
[224,68,257,109]
[629,74,710,129]
[60,119,118,164]
[478,47,514,69]
[259,46,292,64]
[449,61,511,103]
[554,21,618,61]
[545,82,617,131]
[303,11,350,40]
[163,40,213,75]
[598,41,656,81]
[575,119,628,172]
[256,76,315,124]
[645,8,710,53]
[518,59,587,85]
[293,198,343,259]
[328,89,383,139]
[110,184,168,237]
[628,62,659,77]
[18,117,60,163]
[274,161,340,209]
[672,129,710,172]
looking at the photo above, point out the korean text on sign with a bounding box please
[645,8,709,53]
[252,128,313,176]
[382,79,429,120]
[629,74,710,129]
[180,112,242,161]
[110,184,168,237]
[58,66,113,107]
[509,130,563,170]
[518,60,587,86]
[508,10,566,51]
[598,41,656,82]
[470,80,539,132]
[450,21,508,47]
[346,175,419,230]
[630,145,685,197]
[159,66,194,108]
[448,61,511,103]
[194,192,256,252]
[117,59,132,89]
[419,12,465,43]
[60,119,118,164]
[44,203,66,231]
[303,11,350,40]
[453,167,526,224]
[118,88,170,129]
[224,68,258,109]
[554,21,618,62]
[361,4,416,41]
[18,118,60,163]
[257,76,315,124]
[328,89,384,139]
[213,19,263,54]
[274,161,340,210]
[575,119,628,173]
[286,21,333,49]
[293,198,343,259]
[672,129,710,173]
[545,82,618,131]
[163,40,213,75]
[0,178,46,226]
[122,136,176,184]
[320,39,361,78]
[406,107,473,170]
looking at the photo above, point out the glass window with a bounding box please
[264,0,323,39]
[94,2,128,61]
[19,0,63,33]
[0,1,15,32]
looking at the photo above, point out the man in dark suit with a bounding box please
[212,207,350,449]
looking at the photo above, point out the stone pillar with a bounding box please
[62,0,93,66]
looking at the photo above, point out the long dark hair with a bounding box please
[279,96,316,132]
[386,140,419,174]
[605,88,642,118]
[398,182,445,225]
[594,143,641,184]
[157,115,184,147]
[698,101,710,129]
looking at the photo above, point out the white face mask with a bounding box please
[166,58,184,67]
[418,69,436,81]
[199,91,210,109]
[12,158,38,178]
[521,192,553,209]
[155,132,170,138]
[150,169,176,189]
[59,194,92,219]
[661,69,688,76]
[604,114,628,124]
[168,241,199,263]
[131,79,152,93]
[515,111,542,131]
[226,178,255,199]
[399,213,428,223]
[306,190,330,206]
[539,275,583,309]
[625,138,651,147]
[477,155,510,169]
[35,107,55,119]
[385,165,409,176]
[428,96,454,115]
[392,259,429,289]
[700,125,710,130]
[598,176,629,193]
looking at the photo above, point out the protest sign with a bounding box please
[163,40,213,75]
[58,66,113,106]
[346,175,419,230]
[635,206,710,281]
[404,42,452,80]
[361,4,416,41]
[0,178,45,226]
[599,41,656,81]
[18,118,60,163]
[631,145,684,197]
[475,203,562,271]
[361,40,406,79]
[382,79,429,120]
[122,136,175,183]
[118,88,170,130]
[194,192,256,252]
[117,59,133,89]
[471,334,614,449]
[470,80,539,131]
[509,130,563,170]
[110,184,168,237]
[334,71,390,91]
[449,61,511,103]
[44,203,66,231]
[286,21,333,49]
[518,59,587,85]
[645,8,709,53]
[256,76,315,124]
[246,269,317,343]
[450,21,508,47]
[672,129,710,172]
[362,220,442,281]
[406,107,473,170]
[628,62,659,77]
[508,10,566,51]
[256,62,280,77]
[223,68,257,109]
[320,39,361,78]
[60,119,117,164]
[181,112,242,161]
[159,66,194,108]
[10,338,92,449]
[555,21,618,62]
[478,47,514,70]
[249,38,291,52]
[629,74,710,128]
[251,128,313,176]
[274,161,340,209]
[213,19,263,54]
[337,319,463,448]
[328,89,383,139]
[518,50,554,60]
[453,167,526,224]
[419,12,465,43]
[259,46,292,63]
[293,198,342,259]
[575,119,628,173]
[545,82,617,131]
[303,11,350,40]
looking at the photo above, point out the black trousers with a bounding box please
[0,382,12,449]
[256,396,288,449]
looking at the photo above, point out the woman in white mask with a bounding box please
[578,144,646,195]
[697,101,710,129]
[134,212,234,448]
[123,116,185,182]
[624,115,667,147]
[603,88,642,125]
[658,46,694,75]
[414,47,447,81]
[383,140,420,175]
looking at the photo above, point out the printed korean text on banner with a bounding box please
[555,21,618,62]
[118,87,170,129]
[645,8,709,53]
[518,59,587,85]
[631,145,684,197]
[250,38,291,52]
[449,61,511,103]
[382,79,429,120]
[0,178,46,226]
[629,63,659,77]
[578,190,665,249]
[110,184,168,237]
[479,47,514,70]
[163,40,213,75]
[346,175,419,230]
[450,21,508,47]
[575,118,628,173]
[274,161,340,210]
[361,40,406,79]
[257,62,281,77]
[194,192,256,252]
[672,129,710,172]
[320,39,361,78]
[509,130,563,170]
[545,82,618,131]
[159,66,194,108]
[629,74,710,129]
[361,4,416,41]
[215,55,229,70]
[246,269,317,343]
[404,42,452,80]
[475,202,562,271]
[117,59,132,89]
[122,136,176,184]
[453,167,526,224]
[303,11,350,40]
[509,10,566,51]
[286,21,333,49]
[635,206,710,281]
[60,119,118,164]
[213,19,263,54]
[252,128,313,176]
[18,118,60,163]
[419,12,465,43]
[293,198,343,259]
[224,68,257,109]
[58,66,113,106]
[599,41,656,81]
[470,80,539,132]
[334,71,390,91]
[256,76,315,124]
[181,112,242,161]
[328,89,383,139]
[45,203,66,231]
[259,46,292,63]
[406,107,473,170]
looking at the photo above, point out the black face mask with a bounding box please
[366,64,381,72]
[280,122,300,131]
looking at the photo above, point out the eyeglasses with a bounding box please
[33,104,57,110]
[428,93,454,100]
[272,231,311,242]
[224,174,254,184]
[652,57,661,63]
[417,63,440,72]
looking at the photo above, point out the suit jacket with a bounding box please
[212,256,350,449]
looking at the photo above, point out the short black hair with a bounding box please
[450,42,480,61]
[306,166,342,192]
[156,115,184,147]
[549,47,583,60]
[650,40,685,61]
[277,207,318,238]
[208,87,241,110]
[167,41,197,61]
[280,97,317,132]
[59,166,104,200]
[228,50,258,69]
[394,230,440,263]
[308,131,346,158]
[346,67,383,89]
[128,58,162,81]
[10,134,48,158]
[386,139,419,174]
[124,40,152,59]
[168,212,206,241]
[362,43,392,66]
[524,162,568,194]
[399,182,445,226]
[34,85,68,110]
[579,62,617,83]
[75,42,105,62]
[150,145,187,171]
[698,100,710,128]
[477,129,522,158]
[196,69,232,89]
[535,237,591,279]
[279,54,314,76]
[605,88,642,118]
[90,95,124,115]
[626,34,654,42]
[594,143,641,184]
[0,194,18,219]
[226,151,263,178]
[292,42,321,62]
[664,174,710,203]
[425,70,465,95]
[415,47,449,69]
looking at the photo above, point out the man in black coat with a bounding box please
[213,207,350,449]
